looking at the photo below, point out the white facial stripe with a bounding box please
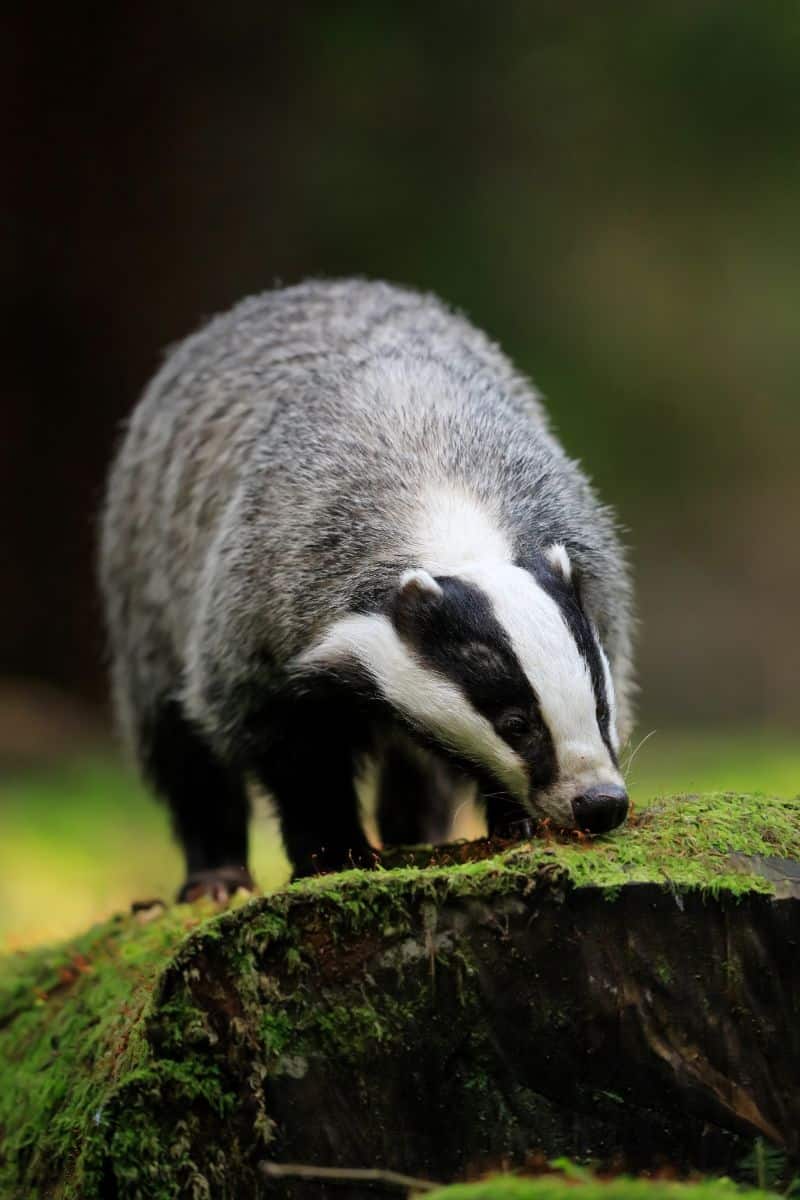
[410,484,512,575]
[595,633,620,754]
[456,561,622,818]
[295,612,528,800]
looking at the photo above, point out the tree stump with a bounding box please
[2,793,799,1199]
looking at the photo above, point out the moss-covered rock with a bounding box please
[1,793,799,1199]
[425,1175,782,1200]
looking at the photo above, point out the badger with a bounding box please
[100,279,634,899]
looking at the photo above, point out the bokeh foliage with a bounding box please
[3,1,799,724]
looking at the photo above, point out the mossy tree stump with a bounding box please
[2,794,800,1199]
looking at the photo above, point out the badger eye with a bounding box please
[496,711,529,740]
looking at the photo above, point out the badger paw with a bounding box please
[178,865,256,904]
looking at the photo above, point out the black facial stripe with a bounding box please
[395,576,527,715]
[529,556,616,763]
[392,575,558,792]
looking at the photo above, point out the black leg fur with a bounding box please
[377,737,457,846]
[145,700,253,900]
[252,712,375,878]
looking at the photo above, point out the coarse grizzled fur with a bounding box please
[100,278,634,892]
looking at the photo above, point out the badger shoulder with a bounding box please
[130,278,544,429]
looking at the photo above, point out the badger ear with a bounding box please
[544,542,573,584]
[393,568,442,632]
[398,568,443,602]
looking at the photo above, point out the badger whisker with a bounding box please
[451,796,475,823]
[622,728,658,780]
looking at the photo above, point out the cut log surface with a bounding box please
[1,794,799,1200]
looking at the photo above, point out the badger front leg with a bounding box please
[258,757,376,878]
[376,731,461,847]
[252,717,376,878]
[144,700,255,901]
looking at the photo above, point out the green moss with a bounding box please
[261,1006,294,1056]
[655,960,673,985]
[291,793,800,902]
[0,900,228,1198]
[425,1177,782,1200]
[1,793,798,1198]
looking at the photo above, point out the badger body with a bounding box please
[100,279,634,895]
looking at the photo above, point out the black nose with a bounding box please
[572,784,629,835]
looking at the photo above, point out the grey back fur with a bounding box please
[100,278,634,764]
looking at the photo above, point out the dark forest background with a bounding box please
[4,1,800,739]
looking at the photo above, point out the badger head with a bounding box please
[297,544,627,835]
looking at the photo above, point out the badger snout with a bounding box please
[572,784,628,835]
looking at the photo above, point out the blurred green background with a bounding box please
[3,2,798,945]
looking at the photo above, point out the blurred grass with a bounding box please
[1,728,798,950]
[622,728,800,806]
[0,763,288,951]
